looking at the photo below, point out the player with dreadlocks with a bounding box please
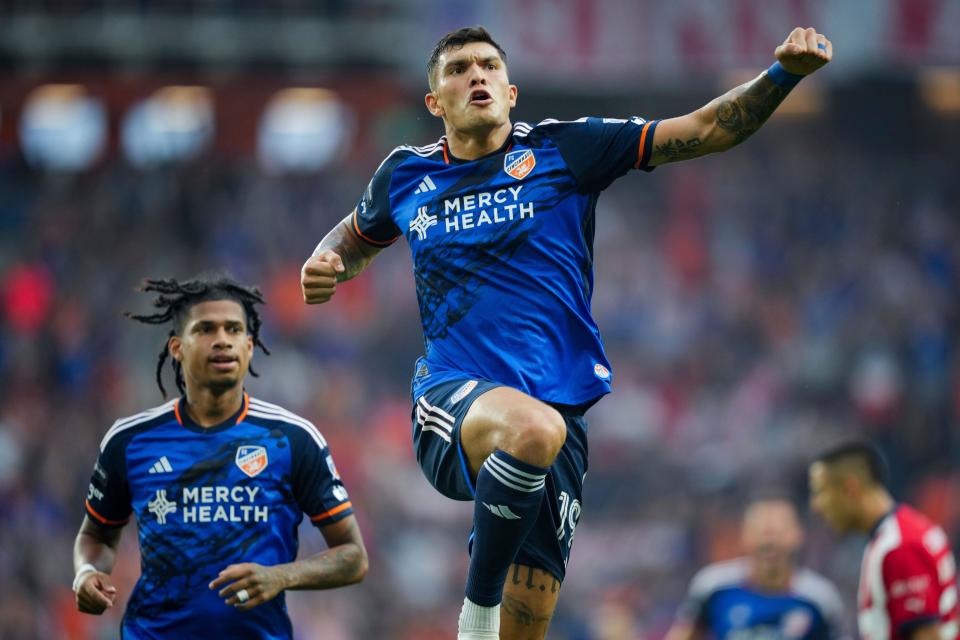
[129,276,272,399]
[72,275,368,639]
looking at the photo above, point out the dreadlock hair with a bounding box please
[125,275,270,398]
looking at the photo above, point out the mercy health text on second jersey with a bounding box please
[84,395,353,640]
[354,117,660,406]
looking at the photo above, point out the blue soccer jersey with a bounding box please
[84,394,353,640]
[354,117,660,405]
[677,558,845,640]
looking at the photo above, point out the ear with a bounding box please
[508,83,518,108]
[425,91,444,118]
[246,335,254,358]
[168,335,183,363]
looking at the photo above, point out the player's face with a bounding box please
[170,300,253,393]
[808,463,855,533]
[742,500,803,562]
[426,42,517,135]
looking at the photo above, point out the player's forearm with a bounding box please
[275,542,368,590]
[697,71,793,150]
[649,71,796,166]
[74,528,120,574]
[312,216,380,283]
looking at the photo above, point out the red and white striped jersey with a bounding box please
[858,504,959,640]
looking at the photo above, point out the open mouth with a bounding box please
[469,89,493,106]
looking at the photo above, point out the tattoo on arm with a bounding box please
[654,137,703,162]
[284,544,365,590]
[285,518,367,589]
[713,74,791,145]
[313,214,382,283]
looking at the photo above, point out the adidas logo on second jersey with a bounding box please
[148,456,173,474]
[414,175,437,194]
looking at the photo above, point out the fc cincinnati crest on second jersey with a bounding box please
[236,445,268,478]
[504,149,535,180]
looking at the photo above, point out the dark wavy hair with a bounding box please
[126,275,270,398]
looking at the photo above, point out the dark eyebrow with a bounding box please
[444,55,501,70]
[192,319,245,329]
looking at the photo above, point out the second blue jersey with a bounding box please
[84,395,354,639]
[354,116,660,405]
[677,558,845,640]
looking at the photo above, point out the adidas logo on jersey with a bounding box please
[483,503,522,520]
[414,174,438,194]
[148,456,173,474]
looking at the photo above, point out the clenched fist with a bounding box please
[775,27,832,76]
[76,571,117,614]
[301,250,345,304]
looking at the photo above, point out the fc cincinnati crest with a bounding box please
[504,149,535,180]
[236,445,268,478]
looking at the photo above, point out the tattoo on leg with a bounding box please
[511,566,560,593]
[502,595,553,627]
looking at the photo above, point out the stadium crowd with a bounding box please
[1,101,957,639]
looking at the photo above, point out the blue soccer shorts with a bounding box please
[412,378,590,583]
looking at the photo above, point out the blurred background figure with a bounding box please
[665,495,844,640]
[0,1,958,639]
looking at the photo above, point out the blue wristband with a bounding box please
[766,61,804,88]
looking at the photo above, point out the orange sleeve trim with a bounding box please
[86,499,129,526]
[310,501,353,522]
[634,121,653,170]
[235,392,249,424]
[351,209,400,247]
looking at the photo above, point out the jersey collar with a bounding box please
[442,131,514,165]
[867,503,899,540]
[174,391,250,434]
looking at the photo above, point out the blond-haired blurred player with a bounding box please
[667,496,844,640]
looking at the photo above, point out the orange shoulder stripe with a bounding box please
[310,501,353,522]
[85,499,129,526]
[351,209,399,247]
[634,121,653,170]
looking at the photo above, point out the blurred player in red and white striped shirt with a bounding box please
[810,441,958,640]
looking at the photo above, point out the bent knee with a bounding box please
[506,406,566,466]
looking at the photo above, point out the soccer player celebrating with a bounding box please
[810,441,959,640]
[301,25,832,640]
[666,496,844,640]
[72,276,367,639]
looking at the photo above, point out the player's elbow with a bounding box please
[346,544,369,585]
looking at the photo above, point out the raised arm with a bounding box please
[301,211,384,304]
[73,515,124,614]
[649,27,832,167]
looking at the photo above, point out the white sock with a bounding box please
[457,597,500,639]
